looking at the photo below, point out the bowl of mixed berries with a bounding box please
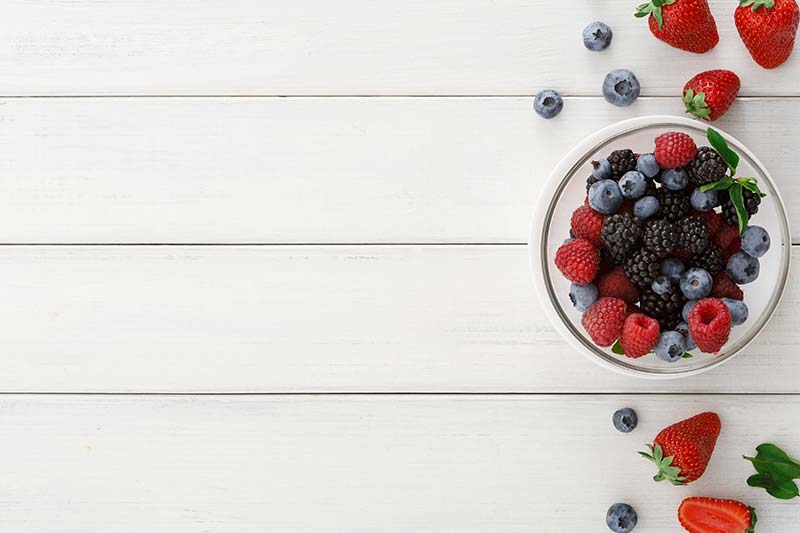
[530,116,790,377]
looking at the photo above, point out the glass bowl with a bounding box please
[529,116,791,379]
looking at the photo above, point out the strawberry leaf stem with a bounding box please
[634,0,676,28]
[740,0,775,11]
[640,443,686,485]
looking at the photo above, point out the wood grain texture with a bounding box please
[1,244,796,393]
[2,0,798,96]
[1,394,796,532]
[0,96,797,244]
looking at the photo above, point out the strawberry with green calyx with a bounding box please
[640,411,721,485]
[678,497,757,533]
[699,128,767,234]
[635,0,719,53]
[683,70,741,121]
[744,443,800,499]
[736,0,799,69]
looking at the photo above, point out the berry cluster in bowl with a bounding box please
[555,128,771,362]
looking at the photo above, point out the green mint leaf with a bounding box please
[700,176,734,192]
[707,128,740,175]
[612,340,625,355]
[736,177,767,198]
[745,443,800,480]
[729,185,748,234]
[747,473,799,499]
[681,352,693,358]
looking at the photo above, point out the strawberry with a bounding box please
[736,0,800,69]
[640,411,721,484]
[635,0,719,54]
[678,497,756,532]
[683,70,741,121]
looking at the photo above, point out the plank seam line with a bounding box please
[0,95,795,100]
[0,392,798,397]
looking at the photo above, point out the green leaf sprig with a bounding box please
[699,128,766,234]
[744,443,800,500]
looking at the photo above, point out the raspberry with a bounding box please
[555,238,600,284]
[711,271,744,301]
[620,313,660,358]
[724,238,742,261]
[688,298,732,353]
[714,224,740,251]
[596,266,640,304]
[571,205,604,246]
[582,297,628,347]
[697,210,723,236]
[654,131,698,169]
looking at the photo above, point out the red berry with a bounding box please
[688,298,732,353]
[620,313,660,358]
[714,224,741,259]
[643,412,721,485]
[570,205,604,246]
[637,0,719,54]
[596,266,640,304]
[683,70,741,121]
[654,131,698,168]
[735,0,799,69]
[712,271,744,301]
[679,497,755,533]
[697,210,723,236]
[555,238,600,284]
[582,297,628,347]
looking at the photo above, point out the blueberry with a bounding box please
[722,297,749,326]
[662,258,686,284]
[612,408,638,433]
[680,268,712,300]
[606,503,638,533]
[651,276,671,295]
[741,226,770,258]
[690,188,719,212]
[675,322,697,351]
[534,90,563,119]
[618,171,647,199]
[592,159,612,180]
[682,300,698,322]
[654,331,687,363]
[589,179,624,214]
[602,69,640,107]
[636,153,659,178]
[634,196,659,220]
[660,168,689,191]
[570,283,599,312]
[583,21,613,51]
[727,252,760,284]
[563,237,574,244]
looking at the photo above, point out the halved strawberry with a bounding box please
[678,497,756,532]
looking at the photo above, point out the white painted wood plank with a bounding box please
[1,394,796,531]
[1,245,798,393]
[2,0,798,96]
[0,97,797,244]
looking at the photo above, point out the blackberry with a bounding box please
[624,249,662,290]
[689,244,724,275]
[720,188,761,226]
[601,213,642,263]
[643,218,678,258]
[608,149,638,178]
[640,286,686,331]
[687,146,727,186]
[657,188,690,222]
[678,216,710,255]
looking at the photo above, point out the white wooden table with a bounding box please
[2,1,798,531]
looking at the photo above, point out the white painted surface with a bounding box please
[0,97,797,244]
[1,0,798,96]
[1,395,797,532]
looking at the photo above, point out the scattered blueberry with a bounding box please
[682,300,698,322]
[662,258,686,284]
[654,331,687,363]
[675,322,697,351]
[727,252,760,284]
[722,297,749,326]
[741,226,770,258]
[602,69,640,107]
[651,276,671,295]
[592,159,612,180]
[619,171,647,199]
[634,196,659,220]
[570,283,599,312]
[679,268,712,300]
[589,179,623,214]
[612,408,638,433]
[636,153,659,178]
[563,237,574,244]
[534,90,564,119]
[583,21,613,51]
[690,188,719,212]
[660,168,689,191]
[606,503,638,533]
